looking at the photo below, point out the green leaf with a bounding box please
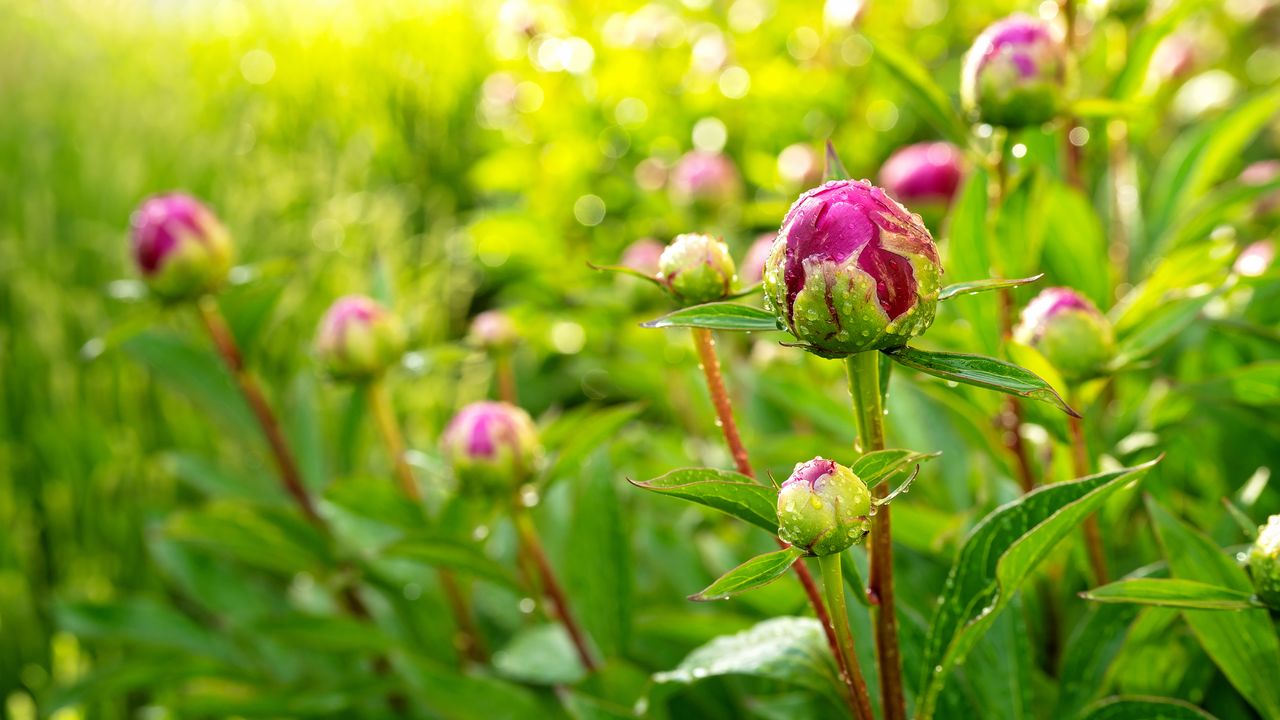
[1040,181,1111,307]
[942,168,1000,355]
[690,547,804,601]
[566,453,632,657]
[1157,177,1280,254]
[993,169,1047,280]
[255,613,397,653]
[629,467,778,533]
[587,261,665,288]
[56,598,240,664]
[1078,696,1219,720]
[493,623,587,686]
[122,331,256,435]
[1083,578,1261,610]
[938,275,1043,301]
[403,655,550,719]
[652,616,844,702]
[382,536,522,590]
[917,460,1160,719]
[542,404,643,486]
[883,346,1078,416]
[639,302,778,331]
[164,501,331,575]
[825,140,852,182]
[1146,498,1280,720]
[868,38,969,145]
[1179,362,1280,407]
[1055,604,1141,718]
[163,452,285,504]
[851,448,941,488]
[1111,292,1215,369]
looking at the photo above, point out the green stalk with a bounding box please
[846,351,905,720]
[818,553,875,720]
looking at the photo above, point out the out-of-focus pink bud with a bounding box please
[961,15,1067,128]
[129,193,234,301]
[1014,287,1114,381]
[742,233,775,285]
[314,295,407,380]
[441,401,542,495]
[670,151,740,207]
[469,310,518,352]
[621,238,666,276]
[879,142,965,208]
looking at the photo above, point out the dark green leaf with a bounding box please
[542,403,642,486]
[851,448,941,489]
[629,467,777,533]
[1083,578,1261,610]
[652,617,844,702]
[403,655,550,719]
[1055,604,1141,718]
[1146,498,1280,720]
[382,536,521,590]
[566,454,632,657]
[883,346,1078,416]
[56,598,240,664]
[255,613,397,652]
[690,547,804,601]
[493,623,587,685]
[164,452,284,504]
[1079,696,1219,720]
[917,460,1160,719]
[938,275,1043,301]
[164,501,331,575]
[639,302,779,331]
[868,38,969,145]
[122,331,256,435]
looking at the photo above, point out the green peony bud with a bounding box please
[313,295,407,380]
[441,401,543,496]
[1248,515,1280,609]
[1014,287,1114,382]
[961,15,1067,128]
[658,233,737,305]
[129,193,235,302]
[777,457,872,556]
[763,180,943,356]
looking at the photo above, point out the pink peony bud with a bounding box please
[763,180,942,355]
[441,401,542,495]
[1014,287,1114,381]
[879,142,965,208]
[776,457,871,556]
[468,310,518,352]
[314,295,406,380]
[742,233,776,285]
[620,238,666,276]
[670,151,740,207]
[129,193,234,301]
[961,15,1067,128]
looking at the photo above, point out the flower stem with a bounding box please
[367,379,486,663]
[513,508,599,672]
[690,327,869,716]
[818,554,876,720]
[1068,409,1109,583]
[495,352,518,405]
[196,297,319,526]
[846,351,905,720]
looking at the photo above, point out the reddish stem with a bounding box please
[515,510,599,672]
[691,327,870,718]
[1069,411,1109,583]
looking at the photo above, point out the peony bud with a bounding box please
[777,143,823,188]
[1014,287,1114,381]
[777,457,871,556]
[621,238,666,276]
[129,193,234,301]
[670,151,740,207]
[441,401,542,495]
[314,295,406,380]
[961,15,1067,128]
[468,310,518,352]
[763,180,942,355]
[659,233,737,305]
[742,233,775,285]
[1248,516,1280,608]
[879,142,965,208]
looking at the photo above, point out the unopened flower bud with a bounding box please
[659,233,737,305]
[129,194,234,301]
[777,457,871,556]
[441,401,542,495]
[469,310,518,352]
[670,151,740,207]
[742,233,775,285]
[1248,515,1280,608]
[621,238,665,276]
[763,180,942,355]
[961,15,1067,128]
[1014,288,1114,381]
[314,295,406,380]
[879,142,965,208]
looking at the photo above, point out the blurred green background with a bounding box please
[2,0,1278,717]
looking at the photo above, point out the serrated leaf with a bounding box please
[690,547,804,601]
[639,302,778,331]
[1078,696,1219,720]
[917,460,1159,719]
[1146,498,1280,720]
[629,467,777,533]
[1083,578,1261,610]
[868,38,969,145]
[652,617,843,702]
[382,536,522,590]
[883,346,1078,416]
[938,275,1043,301]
